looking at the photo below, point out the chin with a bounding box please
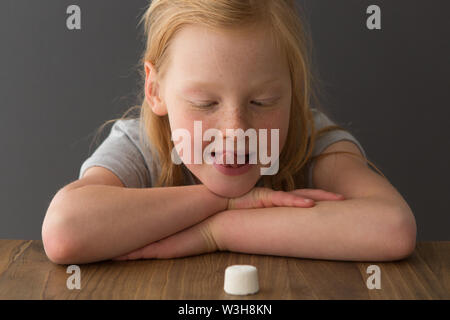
[190,165,260,198]
[203,179,255,198]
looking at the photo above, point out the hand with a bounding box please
[227,187,345,210]
[111,217,218,261]
[111,188,345,261]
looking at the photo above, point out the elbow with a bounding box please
[42,191,81,265]
[42,225,79,265]
[382,208,417,261]
[42,231,75,265]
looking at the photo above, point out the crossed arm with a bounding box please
[113,141,417,262]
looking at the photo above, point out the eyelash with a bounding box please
[193,100,266,108]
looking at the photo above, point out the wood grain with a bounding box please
[0,240,448,299]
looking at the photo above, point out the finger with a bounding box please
[289,189,345,200]
[112,241,160,261]
[120,247,145,260]
[270,191,315,207]
[111,255,128,261]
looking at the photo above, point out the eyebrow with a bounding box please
[181,78,283,93]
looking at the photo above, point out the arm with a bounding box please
[117,193,415,262]
[125,141,416,262]
[212,195,416,261]
[213,140,417,261]
[43,182,227,265]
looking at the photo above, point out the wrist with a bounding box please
[203,185,231,212]
[208,210,230,251]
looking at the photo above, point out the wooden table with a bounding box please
[0,240,448,299]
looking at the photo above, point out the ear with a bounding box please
[144,61,168,116]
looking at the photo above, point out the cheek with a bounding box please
[257,109,290,150]
[165,96,191,129]
[166,105,199,132]
[168,112,216,163]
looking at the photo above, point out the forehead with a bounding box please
[166,24,288,86]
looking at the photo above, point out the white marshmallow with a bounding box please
[224,265,259,295]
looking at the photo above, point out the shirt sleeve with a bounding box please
[307,110,367,188]
[78,120,150,188]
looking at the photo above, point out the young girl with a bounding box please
[42,0,416,264]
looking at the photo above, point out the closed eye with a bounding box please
[251,100,264,106]
[192,100,271,108]
[193,102,216,108]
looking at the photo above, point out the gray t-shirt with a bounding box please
[79,108,367,189]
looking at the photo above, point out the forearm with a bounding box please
[213,196,417,261]
[43,184,227,264]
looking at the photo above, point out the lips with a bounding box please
[212,151,254,176]
[211,151,250,168]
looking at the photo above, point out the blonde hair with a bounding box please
[93,0,386,190]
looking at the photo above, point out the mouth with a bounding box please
[210,151,254,176]
[211,151,250,168]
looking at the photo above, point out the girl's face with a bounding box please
[146,23,292,197]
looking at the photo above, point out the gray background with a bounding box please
[1,0,449,241]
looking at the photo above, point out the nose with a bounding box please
[217,104,251,137]
[214,105,253,155]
